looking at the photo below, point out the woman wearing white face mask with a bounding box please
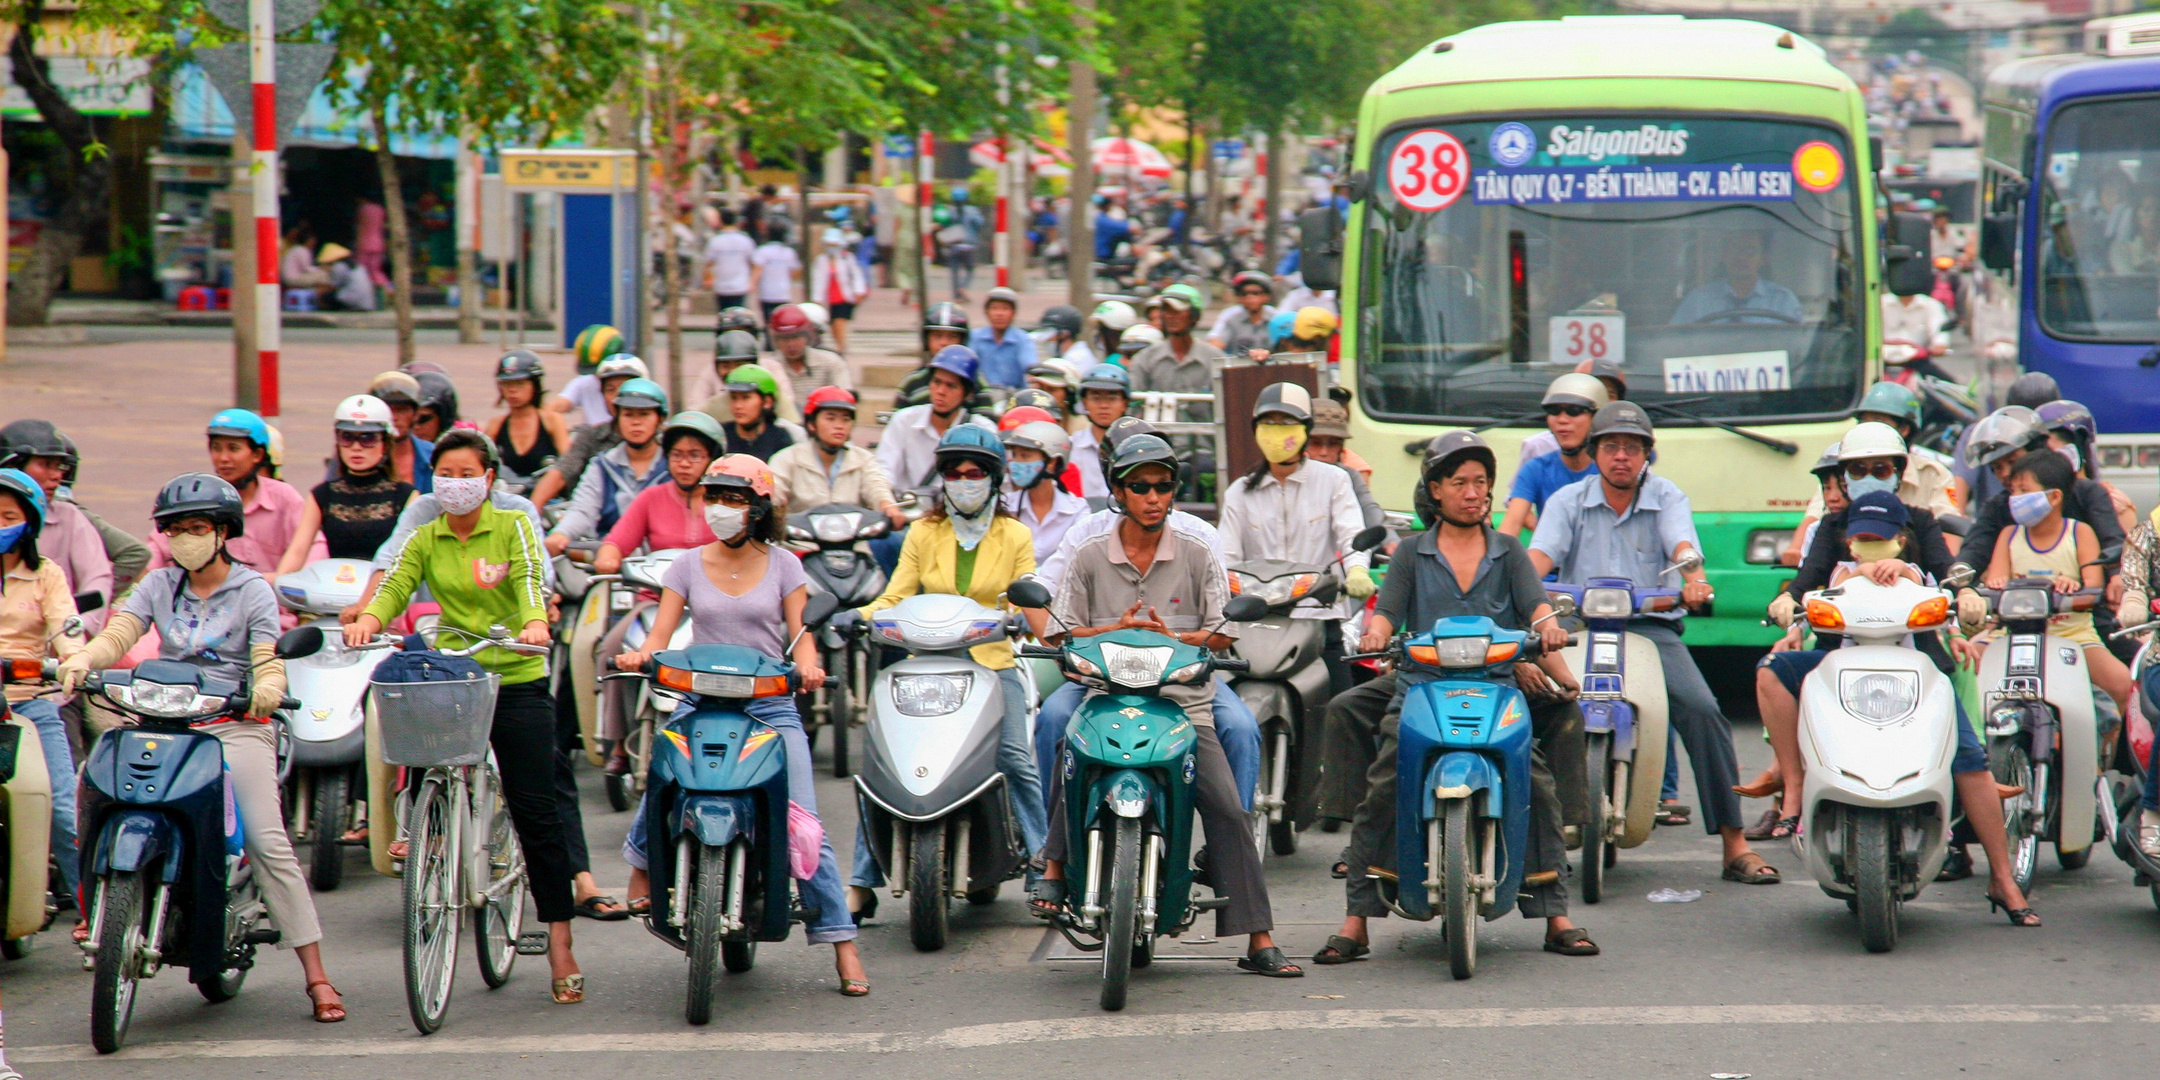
[840,425,1050,918]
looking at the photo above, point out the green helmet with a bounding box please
[723,363,780,401]
[572,325,624,374]
[1856,381,1922,430]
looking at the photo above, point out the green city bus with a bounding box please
[1325,15,1912,646]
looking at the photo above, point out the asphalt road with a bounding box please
[7,720,2157,1080]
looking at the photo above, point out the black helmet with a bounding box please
[923,301,970,335]
[1109,433,1179,486]
[1035,305,1083,337]
[716,306,761,335]
[0,418,75,476]
[715,329,761,363]
[1007,387,1062,416]
[154,472,245,538]
[414,370,460,424]
[495,349,545,383]
[1421,430,1497,485]
[1586,400,1656,451]
[1252,382,1314,425]
[2005,371,2061,409]
[1099,415,1158,488]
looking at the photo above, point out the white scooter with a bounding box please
[275,558,388,891]
[1792,575,1959,953]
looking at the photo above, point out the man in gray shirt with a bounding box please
[1125,292,1225,421]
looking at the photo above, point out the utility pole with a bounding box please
[1065,0,1095,310]
[248,0,281,419]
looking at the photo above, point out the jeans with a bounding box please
[14,698,78,900]
[869,529,907,578]
[851,666,1045,888]
[1032,677,1259,816]
[1661,727,1680,803]
[622,694,855,943]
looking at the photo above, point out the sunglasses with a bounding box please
[1843,461,1899,481]
[940,466,990,482]
[1543,404,1593,418]
[1121,480,1178,495]
[704,488,752,506]
[336,431,384,447]
[667,448,711,464]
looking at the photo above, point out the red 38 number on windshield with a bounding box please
[1388,129,1469,212]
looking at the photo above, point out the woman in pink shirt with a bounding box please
[151,409,319,576]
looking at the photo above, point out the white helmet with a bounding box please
[1003,419,1073,467]
[797,302,832,328]
[1837,421,1909,464]
[1093,300,1139,332]
[332,394,395,435]
[594,353,650,382]
[1119,324,1164,350]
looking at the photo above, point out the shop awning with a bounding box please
[167,62,460,159]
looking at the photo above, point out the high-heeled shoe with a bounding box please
[1987,889,2041,927]
[1732,778,1784,799]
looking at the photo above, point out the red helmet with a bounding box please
[997,405,1060,433]
[768,304,813,338]
[804,386,858,422]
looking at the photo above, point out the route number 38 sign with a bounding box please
[1549,312,1625,365]
[1388,129,1470,212]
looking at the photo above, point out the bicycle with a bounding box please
[357,624,548,1035]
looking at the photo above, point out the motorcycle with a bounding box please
[275,558,386,891]
[71,626,315,1053]
[1790,576,1959,953]
[854,594,1031,952]
[590,549,696,812]
[2104,606,2160,907]
[1346,615,1551,980]
[1225,525,1387,856]
[611,592,835,1026]
[0,657,57,960]
[1008,578,1267,1011]
[1975,577,2108,896]
[1542,554,1692,904]
[789,501,906,778]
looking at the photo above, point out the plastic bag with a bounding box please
[787,801,824,881]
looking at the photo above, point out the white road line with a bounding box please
[19,1003,2160,1063]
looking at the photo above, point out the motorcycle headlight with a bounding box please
[892,673,973,716]
[1433,636,1491,668]
[1099,641,1174,689]
[115,680,224,718]
[814,513,862,544]
[1164,660,1207,684]
[1839,670,1918,724]
[1998,588,2050,621]
[1581,587,1632,619]
[1744,528,1793,565]
[1234,572,1298,607]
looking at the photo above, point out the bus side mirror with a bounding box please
[1884,210,1934,297]
[1980,213,2017,271]
[1297,205,1343,292]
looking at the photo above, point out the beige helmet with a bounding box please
[1542,372,1611,411]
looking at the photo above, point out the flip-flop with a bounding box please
[574,894,630,921]
[625,895,651,918]
[1236,946,1304,977]
[1311,935,1369,964]
[1028,878,1066,920]
[1543,927,1600,956]
[839,979,871,997]
[1722,852,1781,884]
[1330,861,1349,880]
[1656,801,1692,827]
[552,974,585,1004]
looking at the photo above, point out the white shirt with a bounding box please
[1067,427,1111,499]
[1519,430,1558,465]
[556,374,613,426]
[1038,507,1222,593]
[752,242,800,303]
[1003,485,1090,567]
[703,229,756,295]
[1279,286,1336,316]
[1059,341,1098,368]
[874,405,996,499]
[1218,459,1370,620]
[1880,293,1951,353]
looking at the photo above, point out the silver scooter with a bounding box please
[275,557,387,891]
[855,593,1031,952]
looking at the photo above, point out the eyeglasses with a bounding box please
[940,466,990,482]
[1543,404,1593,418]
[162,522,217,538]
[336,431,384,447]
[1842,461,1899,481]
[1121,480,1178,495]
[667,449,711,464]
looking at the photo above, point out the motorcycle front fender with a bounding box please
[96,812,182,881]
[1425,751,1503,818]
[680,794,757,848]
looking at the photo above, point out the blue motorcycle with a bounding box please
[69,627,313,1054]
[1353,615,1546,980]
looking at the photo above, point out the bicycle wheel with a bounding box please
[403,775,461,1035]
[474,774,526,989]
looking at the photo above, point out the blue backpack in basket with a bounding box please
[374,636,488,685]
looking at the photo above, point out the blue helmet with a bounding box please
[935,423,1007,485]
[1079,363,1131,395]
[0,467,47,536]
[207,408,271,451]
[928,345,982,391]
[1266,309,1297,344]
[612,377,670,414]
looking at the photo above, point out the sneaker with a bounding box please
[2140,810,2160,857]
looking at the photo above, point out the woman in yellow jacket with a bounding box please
[845,426,1047,916]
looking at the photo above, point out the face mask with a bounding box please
[705,504,748,542]
[2058,444,2082,474]
[945,477,994,516]
[169,531,221,572]
[2009,490,2055,528]
[1008,461,1045,491]
[1844,474,1899,501]
[0,522,26,553]
[435,475,491,516]
[1848,537,1903,563]
[1255,423,1308,465]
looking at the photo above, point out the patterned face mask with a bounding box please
[1255,422,1308,465]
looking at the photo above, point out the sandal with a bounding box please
[847,885,879,924]
[388,839,410,860]
[575,894,630,921]
[1722,851,1782,885]
[1236,945,1304,977]
[1936,848,1974,882]
[839,979,871,997]
[1543,927,1600,956]
[552,973,585,1004]
[1766,815,1801,841]
[1330,860,1349,880]
[1987,889,2041,928]
[625,895,651,918]
[305,980,347,1023]
[1741,807,1782,840]
[340,825,369,843]
[1310,935,1369,964]
[1656,801,1691,827]
[1028,878,1066,920]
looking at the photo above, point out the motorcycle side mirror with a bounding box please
[1224,595,1270,622]
[275,625,325,660]
[801,591,840,629]
[896,491,920,509]
[1546,592,1577,617]
[1351,525,1387,553]
[1943,564,1976,589]
[1007,578,1054,610]
[1664,550,1704,577]
[72,590,104,613]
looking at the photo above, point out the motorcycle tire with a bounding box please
[723,938,757,974]
[604,771,631,813]
[1,936,28,960]
[199,871,255,1005]
[402,777,460,1035]
[1991,738,2040,897]
[89,870,147,1054]
[685,842,731,1026]
[828,670,852,778]
[2057,802,2098,870]
[909,825,950,952]
[309,769,350,892]
[1442,800,1478,980]
[1852,808,1901,953]
[967,881,1001,906]
[1580,733,1610,905]
[1100,816,1143,1011]
[475,782,525,989]
[197,955,247,1004]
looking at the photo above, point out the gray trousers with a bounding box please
[1632,619,1744,834]
[1045,713,1272,938]
[1342,683,1583,921]
[1318,674,1399,822]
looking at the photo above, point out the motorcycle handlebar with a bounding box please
[1212,657,1250,672]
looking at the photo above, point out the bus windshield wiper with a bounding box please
[1638,396,1799,455]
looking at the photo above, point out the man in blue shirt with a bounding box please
[1670,231,1803,325]
[1094,204,1133,259]
[1527,401,1779,886]
[1500,372,1606,537]
[966,286,1037,389]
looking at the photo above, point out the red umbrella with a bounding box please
[1090,136,1174,179]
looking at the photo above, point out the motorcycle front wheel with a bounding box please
[1580,733,1610,904]
[1441,800,1478,980]
[909,825,950,952]
[1852,808,1901,953]
[1991,738,2040,897]
[89,870,147,1054]
[1099,816,1143,1011]
[685,841,733,1026]
[309,769,351,892]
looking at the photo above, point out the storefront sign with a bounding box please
[0,56,151,117]
[501,152,625,188]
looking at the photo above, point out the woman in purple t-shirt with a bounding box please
[612,455,870,996]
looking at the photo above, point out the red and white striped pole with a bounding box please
[249,0,281,419]
[917,130,934,310]
[993,137,1010,288]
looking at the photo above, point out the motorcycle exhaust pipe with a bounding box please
[2097,774,2122,847]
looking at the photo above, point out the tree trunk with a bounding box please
[662,88,684,406]
[1065,0,1096,309]
[1261,126,1285,274]
[6,10,111,327]
[372,100,416,363]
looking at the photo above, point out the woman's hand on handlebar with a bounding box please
[797,659,826,692]
[344,615,383,649]
[615,650,649,673]
[592,545,623,575]
[518,621,552,648]
[545,532,571,558]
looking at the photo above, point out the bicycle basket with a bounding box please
[371,672,500,767]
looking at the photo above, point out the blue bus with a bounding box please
[1982,14,2160,508]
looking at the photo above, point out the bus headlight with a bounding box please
[1745,529,1793,565]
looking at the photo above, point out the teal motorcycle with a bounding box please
[1008,579,1266,1011]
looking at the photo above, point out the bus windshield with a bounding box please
[2036,95,2160,343]
[1357,116,1865,425]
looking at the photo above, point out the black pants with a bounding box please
[1318,672,1397,822]
[496,680,578,924]
[550,671,592,876]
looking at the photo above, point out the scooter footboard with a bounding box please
[2,716,50,940]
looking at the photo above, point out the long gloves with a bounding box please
[1343,565,1378,600]
[1766,592,1798,627]
[1956,588,1987,634]
[56,612,145,691]
[248,641,287,718]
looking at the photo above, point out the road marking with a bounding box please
[20,1003,2160,1062]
